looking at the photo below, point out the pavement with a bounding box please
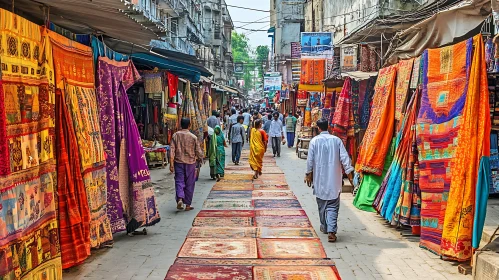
[63,143,472,280]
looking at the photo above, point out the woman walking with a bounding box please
[208,125,227,181]
[249,119,268,179]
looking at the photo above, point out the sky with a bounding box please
[225,0,272,50]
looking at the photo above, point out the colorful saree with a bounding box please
[441,35,491,261]
[97,57,161,234]
[49,31,113,249]
[0,11,62,279]
[249,128,268,173]
[395,59,414,121]
[208,126,225,177]
[417,38,472,256]
[356,65,397,175]
[300,59,325,85]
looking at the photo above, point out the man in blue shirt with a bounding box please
[229,116,245,165]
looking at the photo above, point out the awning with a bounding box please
[298,84,324,92]
[131,52,207,82]
[221,85,238,94]
[340,71,378,81]
[384,0,490,65]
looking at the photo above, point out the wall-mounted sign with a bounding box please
[264,73,282,92]
[340,44,358,72]
[300,32,333,58]
[234,62,244,73]
[291,42,301,59]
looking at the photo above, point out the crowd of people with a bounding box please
[169,105,354,243]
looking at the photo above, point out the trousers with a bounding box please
[271,136,281,156]
[231,142,242,163]
[286,132,295,148]
[316,196,340,233]
[174,162,197,205]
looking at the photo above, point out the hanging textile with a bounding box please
[378,90,421,224]
[441,35,491,261]
[297,90,308,106]
[144,72,163,94]
[359,77,376,129]
[331,78,352,146]
[351,80,360,131]
[417,38,471,256]
[49,31,114,249]
[0,11,62,279]
[395,59,414,121]
[0,80,8,176]
[356,65,397,175]
[167,72,179,98]
[97,57,160,233]
[354,139,396,212]
[300,59,325,85]
[410,56,422,89]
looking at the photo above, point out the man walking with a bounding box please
[269,112,284,157]
[207,110,220,129]
[170,118,204,211]
[305,118,353,242]
[229,115,245,165]
[285,111,297,148]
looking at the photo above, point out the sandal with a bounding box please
[177,199,184,210]
[328,233,337,243]
[185,206,194,211]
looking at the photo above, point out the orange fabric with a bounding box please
[300,59,325,85]
[355,65,397,175]
[441,34,491,261]
[395,58,414,120]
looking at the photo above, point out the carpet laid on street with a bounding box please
[165,151,341,279]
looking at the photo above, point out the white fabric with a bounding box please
[306,132,354,201]
[269,119,284,137]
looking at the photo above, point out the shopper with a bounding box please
[285,111,297,148]
[170,118,204,211]
[269,112,284,157]
[249,119,268,179]
[305,118,354,242]
[229,115,245,165]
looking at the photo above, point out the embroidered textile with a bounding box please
[417,38,472,255]
[395,59,414,120]
[49,31,114,249]
[301,59,325,85]
[253,266,340,280]
[143,72,163,94]
[360,77,376,129]
[167,72,178,98]
[441,35,491,261]
[356,65,397,175]
[410,56,422,89]
[0,11,62,278]
[0,83,8,176]
[178,238,258,258]
[166,265,253,280]
[256,239,326,259]
[97,57,160,234]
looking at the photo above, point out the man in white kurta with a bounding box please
[306,118,354,242]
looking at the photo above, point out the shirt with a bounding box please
[306,132,354,200]
[230,123,245,143]
[263,119,272,133]
[230,114,238,124]
[285,116,297,132]
[207,115,220,129]
[170,130,204,164]
[242,113,251,126]
[269,119,284,137]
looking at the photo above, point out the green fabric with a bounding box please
[208,125,225,176]
[285,116,297,132]
[473,157,490,248]
[353,139,396,212]
[216,134,225,176]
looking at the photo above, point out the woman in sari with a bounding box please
[249,119,268,179]
[208,125,227,181]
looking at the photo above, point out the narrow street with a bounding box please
[63,145,470,280]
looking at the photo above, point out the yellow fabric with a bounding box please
[298,84,324,91]
[441,34,491,261]
[249,128,265,172]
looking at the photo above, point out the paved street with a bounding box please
[63,144,471,280]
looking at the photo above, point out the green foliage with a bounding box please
[232,31,254,90]
[255,45,269,77]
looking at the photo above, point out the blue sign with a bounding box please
[301,32,333,58]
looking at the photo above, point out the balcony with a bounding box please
[151,37,196,56]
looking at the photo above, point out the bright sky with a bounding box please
[225,0,272,50]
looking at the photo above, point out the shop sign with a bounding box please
[264,74,282,92]
[300,32,333,58]
[291,42,301,59]
[234,62,244,73]
[340,44,358,72]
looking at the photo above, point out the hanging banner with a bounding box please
[264,73,282,92]
[280,85,290,100]
[301,32,333,58]
[340,44,358,72]
[291,42,301,59]
[234,62,244,73]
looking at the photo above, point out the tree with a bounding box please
[255,45,270,77]
[232,31,254,91]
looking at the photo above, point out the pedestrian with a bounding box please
[295,110,303,146]
[285,111,297,148]
[170,118,204,211]
[207,110,220,129]
[229,108,238,126]
[269,112,285,157]
[263,114,272,134]
[208,125,227,181]
[229,115,245,165]
[242,108,251,127]
[249,119,268,179]
[304,118,354,242]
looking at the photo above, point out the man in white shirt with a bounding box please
[268,112,284,157]
[305,118,354,243]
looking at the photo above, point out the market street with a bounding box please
[63,145,470,280]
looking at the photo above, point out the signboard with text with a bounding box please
[340,44,358,72]
[264,73,282,92]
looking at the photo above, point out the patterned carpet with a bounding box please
[165,151,341,280]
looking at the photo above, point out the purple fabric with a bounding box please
[97,57,160,233]
[174,162,197,205]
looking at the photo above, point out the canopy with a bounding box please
[384,0,490,65]
[341,71,378,81]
